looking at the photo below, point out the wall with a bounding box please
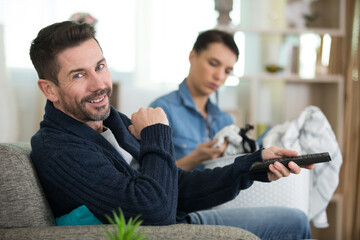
[0,24,19,142]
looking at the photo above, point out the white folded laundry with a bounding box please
[262,105,343,228]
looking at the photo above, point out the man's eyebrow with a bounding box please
[97,58,106,65]
[67,58,106,77]
[209,57,233,71]
[209,57,220,63]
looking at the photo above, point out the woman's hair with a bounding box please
[192,29,239,59]
[29,21,98,85]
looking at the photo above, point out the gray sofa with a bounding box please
[0,143,259,240]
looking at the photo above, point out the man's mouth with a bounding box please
[88,95,105,103]
[209,83,218,90]
[82,88,112,105]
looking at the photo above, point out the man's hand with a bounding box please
[262,146,314,182]
[128,107,169,140]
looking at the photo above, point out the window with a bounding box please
[0,0,135,71]
[135,0,217,88]
[0,0,218,88]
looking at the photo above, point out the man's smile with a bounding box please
[88,95,106,104]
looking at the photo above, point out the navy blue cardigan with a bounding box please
[31,101,268,225]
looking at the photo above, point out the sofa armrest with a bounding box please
[0,224,260,240]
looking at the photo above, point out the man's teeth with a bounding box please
[89,96,105,103]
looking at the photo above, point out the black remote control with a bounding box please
[249,152,331,173]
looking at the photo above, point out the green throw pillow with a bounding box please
[55,205,102,226]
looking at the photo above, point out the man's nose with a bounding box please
[88,72,105,91]
[214,68,226,81]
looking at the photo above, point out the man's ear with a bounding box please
[37,79,59,102]
[189,50,196,63]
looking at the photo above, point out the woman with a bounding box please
[150,29,239,170]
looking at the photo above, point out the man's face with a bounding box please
[188,42,237,97]
[53,38,112,125]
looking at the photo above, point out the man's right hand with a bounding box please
[128,107,169,140]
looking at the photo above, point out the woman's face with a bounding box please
[187,42,237,97]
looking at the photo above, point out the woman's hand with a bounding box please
[176,139,227,170]
[194,139,227,161]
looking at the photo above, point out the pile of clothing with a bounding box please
[211,106,342,228]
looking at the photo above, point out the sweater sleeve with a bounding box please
[177,150,269,213]
[31,124,178,226]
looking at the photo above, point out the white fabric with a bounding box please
[212,125,243,156]
[212,124,258,156]
[101,127,140,170]
[262,105,342,228]
[203,106,342,229]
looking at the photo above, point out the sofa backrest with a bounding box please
[0,143,55,228]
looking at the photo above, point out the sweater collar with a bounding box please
[43,100,140,160]
[42,101,124,150]
[43,100,97,137]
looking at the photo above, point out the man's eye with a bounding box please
[73,73,83,79]
[96,64,104,71]
[209,61,218,67]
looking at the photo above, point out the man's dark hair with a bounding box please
[29,21,98,85]
[192,29,239,59]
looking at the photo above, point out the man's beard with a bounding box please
[61,88,112,122]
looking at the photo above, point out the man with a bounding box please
[29,21,312,239]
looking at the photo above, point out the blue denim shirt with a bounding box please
[150,80,233,161]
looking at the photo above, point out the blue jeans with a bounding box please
[189,207,311,240]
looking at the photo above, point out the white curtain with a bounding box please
[0,24,19,142]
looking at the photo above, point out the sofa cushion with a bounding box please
[0,224,261,240]
[0,143,55,228]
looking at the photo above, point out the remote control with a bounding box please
[249,152,331,173]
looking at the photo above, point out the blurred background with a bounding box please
[0,0,224,141]
[0,0,344,142]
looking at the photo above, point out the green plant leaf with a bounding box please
[118,209,125,236]
[104,208,148,240]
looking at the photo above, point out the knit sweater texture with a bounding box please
[30,100,268,225]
